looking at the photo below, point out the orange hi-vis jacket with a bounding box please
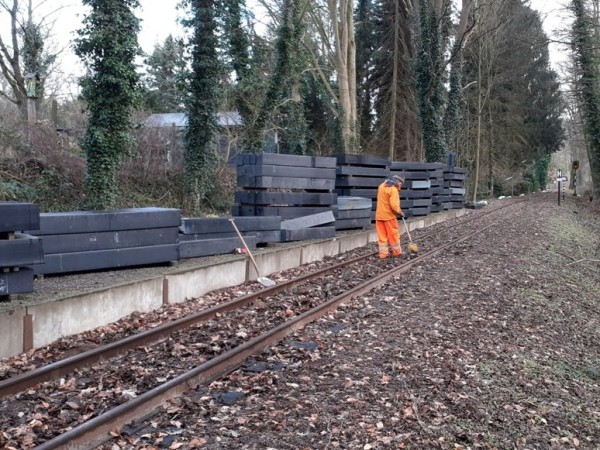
[375,181,402,220]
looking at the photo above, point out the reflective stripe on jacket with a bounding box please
[375,181,401,221]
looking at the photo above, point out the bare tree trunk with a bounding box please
[473,36,482,203]
[323,0,357,153]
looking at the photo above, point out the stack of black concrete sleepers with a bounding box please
[334,196,372,229]
[280,210,336,242]
[0,202,43,296]
[178,216,281,257]
[443,166,467,208]
[426,163,447,213]
[27,208,181,275]
[234,153,338,242]
[390,162,434,218]
[334,154,391,220]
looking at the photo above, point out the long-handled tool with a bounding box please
[401,216,419,255]
[229,219,276,287]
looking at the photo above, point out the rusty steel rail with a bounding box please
[0,199,523,399]
[34,221,496,450]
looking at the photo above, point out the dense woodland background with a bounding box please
[0,0,598,215]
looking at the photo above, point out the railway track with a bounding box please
[0,198,528,449]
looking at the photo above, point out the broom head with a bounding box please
[408,242,419,254]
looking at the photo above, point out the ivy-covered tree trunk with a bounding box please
[571,0,600,197]
[223,0,252,123]
[181,0,220,211]
[244,0,303,153]
[75,0,140,210]
[415,0,450,163]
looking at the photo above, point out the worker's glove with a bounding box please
[398,212,405,218]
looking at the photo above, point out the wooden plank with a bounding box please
[41,227,179,254]
[0,202,40,233]
[280,211,336,230]
[33,244,180,275]
[0,234,44,267]
[30,208,181,235]
[179,236,257,259]
[237,176,335,190]
[0,268,34,295]
[280,226,336,242]
[235,191,337,206]
[337,196,372,210]
[238,164,335,179]
[180,216,281,234]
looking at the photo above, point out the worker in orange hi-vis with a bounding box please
[375,175,404,259]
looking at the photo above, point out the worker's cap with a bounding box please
[391,175,404,185]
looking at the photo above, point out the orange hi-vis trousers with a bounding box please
[376,219,402,259]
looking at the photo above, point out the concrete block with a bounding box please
[166,260,247,303]
[336,154,390,167]
[41,228,179,254]
[0,268,34,295]
[281,211,336,230]
[0,234,44,267]
[237,176,336,190]
[0,202,40,233]
[34,244,180,275]
[29,277,164,349]
[238,164,336,179]
[336,166,389,177]
[301,240,341,264]
[337,196,372,210]
[0,308,26,358]
[235,191,337,206]
[31,208,181,235]
[281,226,336,242]
[179,236,257,258]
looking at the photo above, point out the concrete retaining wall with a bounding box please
[0,309,26,358]
[29,277,164,349]
[166,260,247,304]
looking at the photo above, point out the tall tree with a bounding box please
[414,0,452,163]
[571,0,600,196]
[369,0,420,161]
[143,35,187,113]
[244,0,306,153]
[305,0,358,153]
[180,0,220,210]
[74,0,141,210]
